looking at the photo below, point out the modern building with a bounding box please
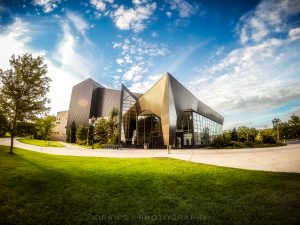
[51,110,68,141]
[66,73,224,148]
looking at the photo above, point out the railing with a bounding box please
[102,144,120,149]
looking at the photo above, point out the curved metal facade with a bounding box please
[67,73,224,148]
[134,73,224,146]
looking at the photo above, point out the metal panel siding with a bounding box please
[97,88,121,117]
[67,79,102,128]
[168,74,224,125]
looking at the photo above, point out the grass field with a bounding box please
[17,138,65,147]
[1,145,300,225]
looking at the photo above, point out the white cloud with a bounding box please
[33,0,62,13]
[116,58,124,65]
[66,11,89,35]
[128,73,164,93]
[90,0,106,12]
[168,0,201,18]
[166,11,172,18]
[112,2,157,32]
[132,0,148,5]
[112,36,168,84]
[238,0,300,44]
[190,34,300,129]
[0,18,81,114]
[288,27,300,40]
[124,65,145,81]
[53,22,97,80]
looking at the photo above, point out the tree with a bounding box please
[94,118,109,144]
[248,127,258,143]
[0,54,51,154]
[0,111,8,136]
[15,121,37,138]
[107,107,119,144]
[68,121,77,143]
[231,128,238,141]
[212,135,226,148]
[109,106,119,119]
[272,118,281,140]
[288,114,300,139]
[223,130,232,141]
[256,129,276,144]
[237,126,250,142]
[35,115,55,142]
[76,126,88,145]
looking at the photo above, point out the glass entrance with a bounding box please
[137,114,163,148]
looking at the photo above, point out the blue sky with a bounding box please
[0,0,300,129]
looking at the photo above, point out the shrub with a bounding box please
[212,135,226,148]
[76,126,88,145]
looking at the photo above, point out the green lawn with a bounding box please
[17,138,65,147]
[1,146,300,225]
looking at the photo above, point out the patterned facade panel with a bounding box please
[168,74,224,125]
[137,74,170,145]
[67,78,102,128]
[96,88,121,117]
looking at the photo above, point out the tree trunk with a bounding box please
[9,133,14,154]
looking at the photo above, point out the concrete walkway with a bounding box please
[1,138,300,173]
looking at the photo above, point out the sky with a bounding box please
[0,0,300,129]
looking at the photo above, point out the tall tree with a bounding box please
[0,54,51,154]
[0,110,8,136]
[68,121,77,143]
[237,126,250,142]
[231,128,238,141]
[35,115,55,142]
[109,106,119,119]
[107,107,119,144]
[288,114,300,139]
[76,125,88,145]
[272,118,281,140]
[94,118,109,144]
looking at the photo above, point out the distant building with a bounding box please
[65,72,224,148]
[51,110,68,141]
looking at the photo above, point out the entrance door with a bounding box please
[176,136,182,148]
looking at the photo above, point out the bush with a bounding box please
[76,126,88,145]
[212,136,226,148]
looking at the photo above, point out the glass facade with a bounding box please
[137,115,163,148]
[120,94,137,145]
[174,110,223,148]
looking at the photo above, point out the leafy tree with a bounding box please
[76,126,88,145]
[35,115,55,142]
[231,128,238,141]
[15,121,37,138]
[94,117,109,144]
[256,129,276,144]
[272,118,281,140]
[109,106,119,120]
[68,121,77,143]
[0,111,8,136]
[0,54,51,154]
[107,107,119,144]
[288,114,300,139]
[248,127,258,143]
[212,135,226,148]
[223,130,232,141]
[237,126,250,142]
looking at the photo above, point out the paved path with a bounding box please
[1,138,300,173]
